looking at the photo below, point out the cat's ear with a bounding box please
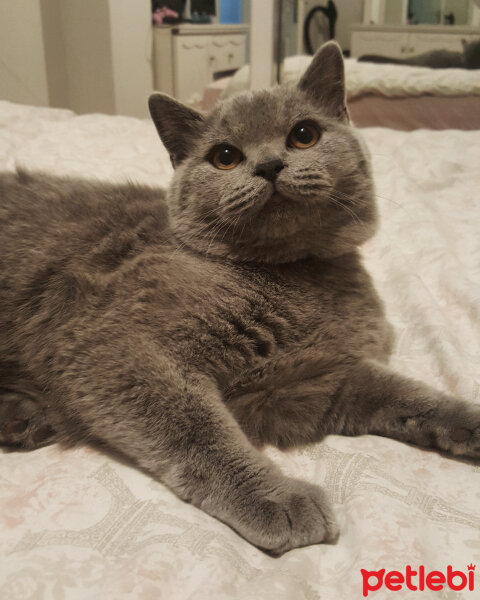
[148,93,205,167]
[298,41,349,122]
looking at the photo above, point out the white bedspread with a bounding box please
[0,100,479,600]
[223,56,480,99]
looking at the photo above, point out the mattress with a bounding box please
[0,100,479,599]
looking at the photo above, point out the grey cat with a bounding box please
[1,42,479,555]
[358,38,480,69]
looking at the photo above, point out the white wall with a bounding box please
[334,0,364,52]
[40,0,68,108]
[108,0,152,118]
[60,0,116,115]
[0,0,153,117]
[0,0,49,106]
[250,0,275,89]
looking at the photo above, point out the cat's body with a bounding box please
[0,170,391,445]
[358,38,480,69]
[1,43,479,555]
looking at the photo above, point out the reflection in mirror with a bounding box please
[364,0,479,26]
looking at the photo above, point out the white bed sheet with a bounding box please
[223,56,480,100]
[0,100,479,600]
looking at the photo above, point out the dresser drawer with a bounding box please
[208,34,246,74]
[173,35,209,103]
[351,31,408,58]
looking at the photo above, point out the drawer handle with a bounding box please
[211,38,243,48]
[182,42,206,50]
[400,46,407,53]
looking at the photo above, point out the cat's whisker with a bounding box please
[329,194,364,228]
[168,213,229,262]
[331,186,405,212]
[221,184,257,207]
[204,215,231,256]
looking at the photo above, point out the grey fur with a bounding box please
[1,42,479,555]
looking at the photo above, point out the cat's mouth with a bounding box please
[269,191,284,205]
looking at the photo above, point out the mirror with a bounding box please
[364,0,479,26]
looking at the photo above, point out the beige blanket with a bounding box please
[0,101,479,599]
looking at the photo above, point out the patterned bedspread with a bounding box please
[0,100,479,599]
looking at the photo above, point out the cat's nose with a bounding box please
[254,159,285,182]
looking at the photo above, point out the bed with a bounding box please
[212,56,480,130]
[0,99,479,599]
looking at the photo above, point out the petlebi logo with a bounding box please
[361,564,475,597]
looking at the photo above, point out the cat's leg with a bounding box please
[0,387,58,450]
[54,349,338,555]
[224,351,354,448]
[226,355,479,460]
[335,358,480,459]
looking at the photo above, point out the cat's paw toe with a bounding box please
[442,403,480,459]
[449,427,471,443]
[0,391,56,450]
[247,478,338,555]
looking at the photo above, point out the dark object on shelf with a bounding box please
[191,0,216,15]
[303,1,338,55]
[190,13,212,23]
[163,15,181,24]
[152,1,185,16]
[444,12,455,25]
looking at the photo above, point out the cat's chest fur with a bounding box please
[127,248,389,385]
[1,174,389,392]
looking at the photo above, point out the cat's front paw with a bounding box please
[0,391,57,450]
[401,400,480,460]
[439,402,480,459]
[236,477,339,555]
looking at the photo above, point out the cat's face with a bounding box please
[150,42,377,263]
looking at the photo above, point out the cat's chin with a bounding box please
[268,192,285,206]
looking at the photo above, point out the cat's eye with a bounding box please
[288,122,320,149]
[210,144,243,170]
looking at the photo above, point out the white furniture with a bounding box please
[153,24,248,104]
[363,0,480,27]
[351,25,480,59]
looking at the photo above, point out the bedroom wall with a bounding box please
[0,0,49,107]
[40,0,68,109]
[108,0,153,118]
[0,0,152,117]
[59,0,116,115]
[334,0,364,52]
